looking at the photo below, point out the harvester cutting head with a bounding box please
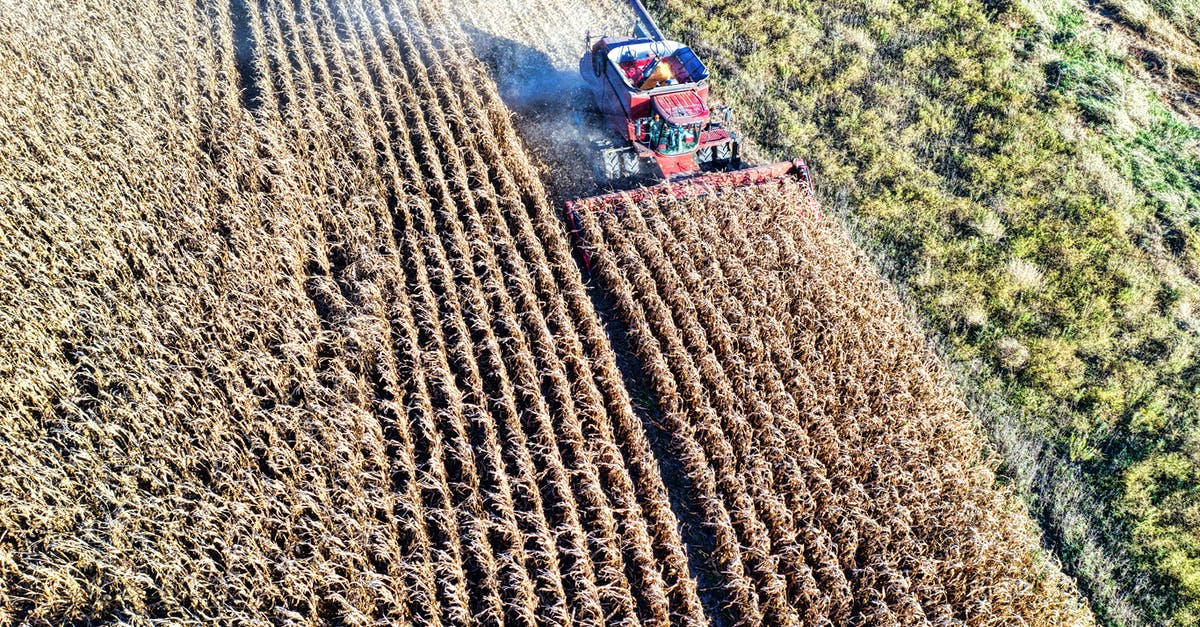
[564,159,820,271]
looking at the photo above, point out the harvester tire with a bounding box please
[620,150,642,177]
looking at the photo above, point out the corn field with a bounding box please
[0,0,1091,624]
[571,184,1097,625]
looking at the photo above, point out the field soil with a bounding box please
[449,0,633,201]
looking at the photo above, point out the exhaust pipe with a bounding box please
[628,0,666,42]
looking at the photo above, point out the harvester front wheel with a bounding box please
[593,146,640,187]
[620,150,643,177]
[697,141,740,172]
[716,141,734,166]
[593,149,619,187]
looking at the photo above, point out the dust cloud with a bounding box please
[448,0,634,200]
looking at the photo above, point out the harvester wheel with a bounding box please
[715,142,733,167]
[620,150,643,177]
[593,146,640,187]
[599,149,623,186]
[697,142,738,172]
[605,150,623,178]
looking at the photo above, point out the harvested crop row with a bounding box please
[571,184,1097,626]
[0,0,703,624]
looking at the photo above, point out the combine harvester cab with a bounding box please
[565,0,819,269]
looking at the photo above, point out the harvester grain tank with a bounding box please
[566,0,818,253]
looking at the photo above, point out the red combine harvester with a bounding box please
[565,0,818,263]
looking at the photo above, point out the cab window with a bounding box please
[648,118,701,156]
